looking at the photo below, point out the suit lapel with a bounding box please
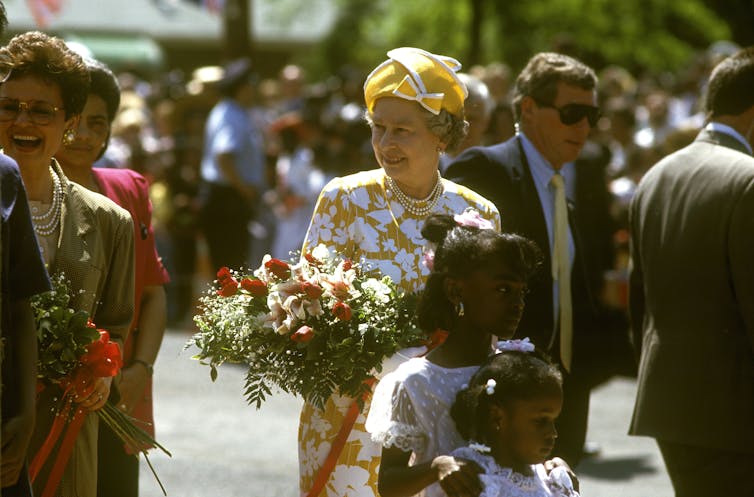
[513,137,550,264]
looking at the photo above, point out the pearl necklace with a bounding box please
[32,167,62,237]
[386,171,443,217]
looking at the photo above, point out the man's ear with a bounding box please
[520,95,537,122]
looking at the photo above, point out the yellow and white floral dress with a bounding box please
[298,168,500,497]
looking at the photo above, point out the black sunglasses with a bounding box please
[534,99,600,127]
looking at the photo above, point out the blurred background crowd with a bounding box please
[2,0,752,331]
[66,38,734,331]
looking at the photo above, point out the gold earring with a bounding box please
[63,128,75,145]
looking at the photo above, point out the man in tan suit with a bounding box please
[629,46,754,496]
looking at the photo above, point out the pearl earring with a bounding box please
[63,128,76,145]
[456,302,465,317]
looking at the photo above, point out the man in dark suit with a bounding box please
[629,47,754,496]
[445,52,615,467]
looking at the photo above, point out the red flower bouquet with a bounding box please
[30,273,170,496]
[190,245,425,409]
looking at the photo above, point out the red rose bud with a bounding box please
[265,258,291,280]
[332,301,352,321]
[291,325,315,343]
[241,278,268,297]
[342,259,353,271]
[304,253,320,266]
[217,283,238,297]
[217,266,232,281]
[301,281,323,299]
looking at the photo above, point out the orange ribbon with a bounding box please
[305,331,449,497]
[306,377,377,497]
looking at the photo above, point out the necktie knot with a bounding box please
[550,172,565,189]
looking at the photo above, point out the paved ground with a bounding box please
[138,329,673,497]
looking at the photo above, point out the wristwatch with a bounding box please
[131,358,154,376]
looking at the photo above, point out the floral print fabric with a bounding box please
[297,168,500,497]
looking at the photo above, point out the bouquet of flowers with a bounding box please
[190,244,426,409]
[30,273,170,495]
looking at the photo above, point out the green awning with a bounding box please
[64,33,165,73]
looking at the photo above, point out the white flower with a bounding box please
[361,278,391,303]
[310,243,332,263]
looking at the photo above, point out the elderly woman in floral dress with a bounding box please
[0,32,134,497]
[298,47,500,497]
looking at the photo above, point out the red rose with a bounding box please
[301,281,323,299]
[342,259,353,271]
[265,258,291,280]
[241,278,268,297]
[217,284,238,297]
[304,253,320,266]
[332,301,352,321]
[291,325,315,343]
[216,266,239,295]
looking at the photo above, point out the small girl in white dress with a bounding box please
[449,340,580,497]
[366,212,541,497]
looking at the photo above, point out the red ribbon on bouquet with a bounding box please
[29,329,122,497]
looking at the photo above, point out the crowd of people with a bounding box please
[1,0,753,494]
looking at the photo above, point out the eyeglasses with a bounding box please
[534,99,600,127]
[0,98,63,125]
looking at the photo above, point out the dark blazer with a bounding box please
[445,135,616,383]
[629,128,754,452]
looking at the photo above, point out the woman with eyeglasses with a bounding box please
[0,32,135,497]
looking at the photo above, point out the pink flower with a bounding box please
[301,281,323,299]
[454,209,494,230]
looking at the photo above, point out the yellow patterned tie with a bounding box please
[550,172,572,372]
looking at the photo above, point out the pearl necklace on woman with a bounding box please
[386,171,444,217]
[31,167,62,237]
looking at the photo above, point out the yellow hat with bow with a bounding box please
[363,47,468,118]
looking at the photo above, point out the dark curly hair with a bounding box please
[416,213,541,333]
[0,31,90,119]
[451,348,562,444]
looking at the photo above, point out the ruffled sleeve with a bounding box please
[365,366,428,454]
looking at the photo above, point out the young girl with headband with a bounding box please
[366,212,541,497]
[449,340,580,496]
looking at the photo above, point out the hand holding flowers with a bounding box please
[30,273,170,495]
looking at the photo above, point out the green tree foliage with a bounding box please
[305,0,732,80]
